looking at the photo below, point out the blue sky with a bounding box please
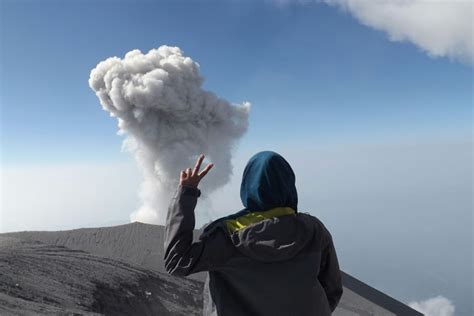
[1,0,472,165]
[1,1,473,315]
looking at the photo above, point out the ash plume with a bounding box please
[89,46,250,224]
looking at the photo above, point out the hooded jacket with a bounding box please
[164,151,343,315]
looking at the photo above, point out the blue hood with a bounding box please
[200,151,299,235]
[240,151,298,213]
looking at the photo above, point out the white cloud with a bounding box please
[409,295,456,316]
[326,0,473,64]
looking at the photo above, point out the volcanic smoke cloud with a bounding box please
[89,46,250,225]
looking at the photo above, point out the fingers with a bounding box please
[193,154,205,176]
[198,163,214,179]
[180,154,213,184]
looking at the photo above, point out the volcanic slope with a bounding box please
[0,236,202,315]
[3,222,207,283]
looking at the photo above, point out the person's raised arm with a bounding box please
[163,154,231,276]
[164,183,202,276]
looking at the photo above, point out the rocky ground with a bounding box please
[0,235,202,315]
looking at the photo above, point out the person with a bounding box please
[164,151,343,316]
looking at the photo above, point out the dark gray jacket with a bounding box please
[164,185,343,315]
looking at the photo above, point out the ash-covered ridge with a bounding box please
[3,222,207,283]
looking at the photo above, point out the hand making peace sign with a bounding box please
[180,154,214,188]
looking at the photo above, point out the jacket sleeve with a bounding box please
[318,229,343,312]
[163,184,233,277]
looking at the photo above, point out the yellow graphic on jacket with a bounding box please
[225,207,296,234]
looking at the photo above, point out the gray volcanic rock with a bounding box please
[0,237,202,315]
[3,222,207,283]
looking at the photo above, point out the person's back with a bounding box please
[164,151,343,316]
